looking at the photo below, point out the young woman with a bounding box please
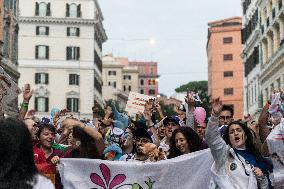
[0,118,54,189]
[168,126,202,159]
[206,98,270,189]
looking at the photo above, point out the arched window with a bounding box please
[69,3,77,17]
[39,2,47,16]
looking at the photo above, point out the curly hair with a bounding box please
[0,118,38,189]
[223,120,260,156]
[168,127,202,159]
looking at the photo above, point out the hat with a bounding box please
[132,127,152,142]
[163,116,180,126]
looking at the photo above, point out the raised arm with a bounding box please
[185,92,195,130]
[19,84,33,120]
[205,98,229,173]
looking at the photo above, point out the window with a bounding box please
[66,3,81,17]
[148,79,156,85]
[69,74,79,85]
[35,2,50,16]
[224,71,233,77]
[140,89,144,94]
[67,98,79,112]
[224,54,233,61]
[223,37,233,44]
[36,26,49,36]
[123,75,131,80]
[66,46,80,60]
[35,73,49,84]
[224,88,234,95]
[128,86,131,91]
[140,79,144,85]
[149,89,156,95]
[67,27,80,37]
[3,30,9,57]
[35,97,49,112]
[108,81,116,88]
[35,45,49,59]
[108,71,116,76]
[123,85,126,91]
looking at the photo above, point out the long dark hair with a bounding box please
[223,121,259,156]
[168,127,202,159]
[0,118,38,189]
[71,126,102,159]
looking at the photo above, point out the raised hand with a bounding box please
[211,98,223,116]
[22,84,33,103]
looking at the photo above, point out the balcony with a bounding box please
[272,8,276,19]
[262,43,284,75]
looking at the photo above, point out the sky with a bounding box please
[98,0,242,97]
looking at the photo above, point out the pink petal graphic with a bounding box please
[90,173,106,189]
[109,174,126,189]
[100,164,111,187]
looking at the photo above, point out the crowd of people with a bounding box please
[0,83,283,189]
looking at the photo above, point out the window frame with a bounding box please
[224,88,234,95]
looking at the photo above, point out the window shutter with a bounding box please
[76,47,80,60]
[46,3,51,16]
[46,46,49,59]
[36,26,39,35]
[35,46,39,59]
[35,97,38,111]
[77,28,80,37]
[35,2,39,16]
[66,47,70,60]
[77,75,80,85]
[46,74,49,84]
[35,73,39,84]
[45,98,49,112]
[66,4,70,17]
[67,27,70,36]
[46,27,49,35]
[77,4,81,17]
[67,98,71,111]
[69,74,72,84]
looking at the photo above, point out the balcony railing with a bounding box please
[266,17,270,27]
[272,8,276,19]
[279,0,283,10]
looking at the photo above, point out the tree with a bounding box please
[175,81,211,120]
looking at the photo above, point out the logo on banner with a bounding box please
[90,163,155,189]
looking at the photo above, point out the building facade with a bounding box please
[18,0,107,118]
[207,17,244,119]
[128,61,159,97]
[241,0,284,118]
[102,54,139,109]
[0,0,20,117]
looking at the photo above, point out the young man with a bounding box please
[119,127,153,162]
[218,105,234,136]
[159,116,180,154]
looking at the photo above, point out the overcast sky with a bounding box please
[98,0,242,97]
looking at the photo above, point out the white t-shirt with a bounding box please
[33,174,55,189]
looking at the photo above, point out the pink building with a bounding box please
[128,61,159,96]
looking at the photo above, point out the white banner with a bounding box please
[125,92,156,117]
[59,149,213,189]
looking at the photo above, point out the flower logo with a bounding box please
[90,163,126,189]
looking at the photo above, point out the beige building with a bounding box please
[259,0,284,103]
[102,54,139,109]
[18,0,107,119]
[0,0,20,117]
[207,17,244,119]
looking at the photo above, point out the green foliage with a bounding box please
[158,100,177,117]
[175,80,208,93]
